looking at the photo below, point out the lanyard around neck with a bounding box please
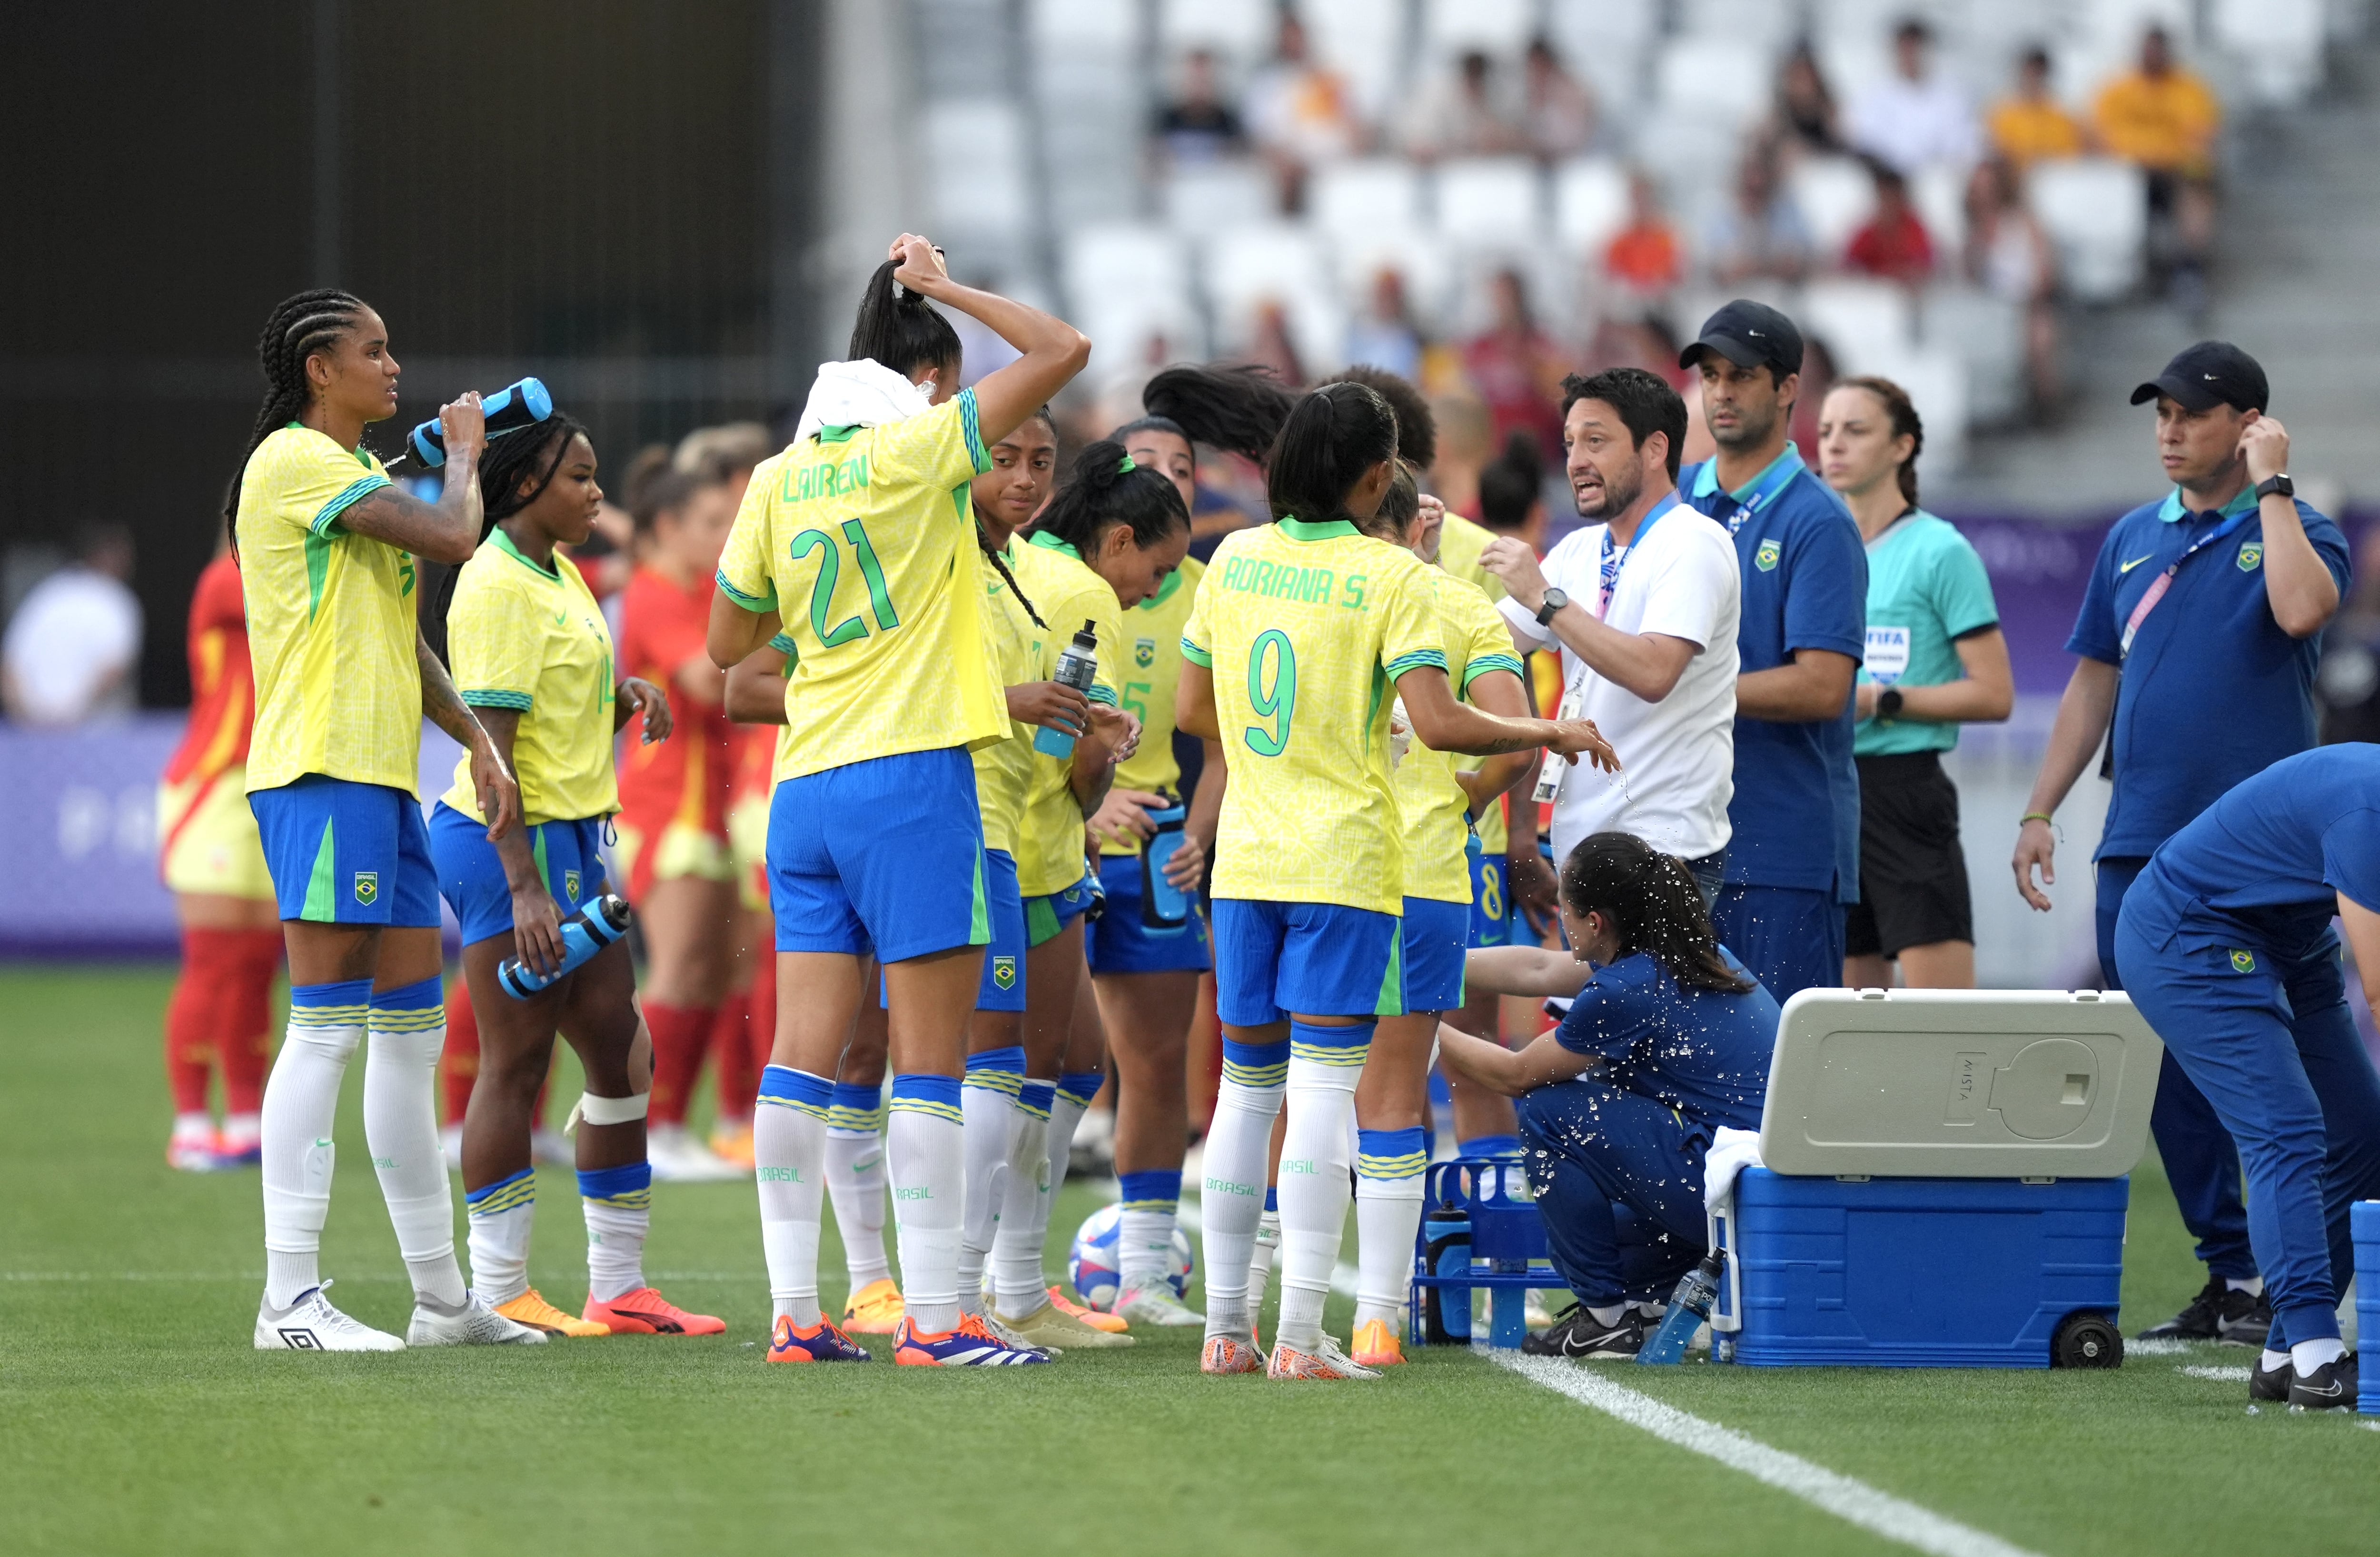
[1599,494,1677,617]
[2118,506,2258,658]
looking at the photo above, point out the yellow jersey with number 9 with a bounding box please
[1181,518,1447,915]
[1396,573,1526,904]
[235,424,421,795]
[1102,555,1205,856]
[1010,534,1125,897]
[716,389,1005,782]
[972,541,1041,857]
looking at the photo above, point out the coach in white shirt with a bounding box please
[1482,367,1741,916]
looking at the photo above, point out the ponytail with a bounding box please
[848,259,963,381]
[1559,832,1754,995]
[1267,380,1398,526]
[1026,438,1190,559]
[421,414,588,667]
[1140,364,1298,465]
[1837,374,1924,507]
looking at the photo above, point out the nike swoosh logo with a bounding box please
[553,611,569,625]
[2119,555,2154,574]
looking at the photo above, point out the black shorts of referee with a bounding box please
[1844,751,1973,958]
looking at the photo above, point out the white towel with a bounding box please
[793,358,933,445]
[1702,1126,1764,1334]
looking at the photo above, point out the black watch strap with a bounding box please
[1535,587,1567,626]
[2255,473,2294,500]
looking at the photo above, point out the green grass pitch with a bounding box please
[2,966,2375,1556]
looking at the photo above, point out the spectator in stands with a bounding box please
[2092,25,2221,311]
[1773,42,1843,158]
[2014,341,2346,1349]
[1246,12,1365,204]
[1151,49,1247,168]
[1345,267,1425,384]
[2,523,142,725]
[1703,148,1813,286]
[1964,156,2061,411]
[1521,37,1596,161]
[1988,45,2087,169]
[1243,298,1305,386]
[1846,18,1980,176]
[1461,269,1568,471]
[1428,390,1496,519]
[1603,172,1684,301]
[1844,160,1935,285]
[1407,50,1523,159]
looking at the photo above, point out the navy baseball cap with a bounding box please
[2130,341,2268,414]
[1680,299,1804,381]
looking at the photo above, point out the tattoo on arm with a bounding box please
[416,629,486,747]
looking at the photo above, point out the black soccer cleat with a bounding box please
[2136,1276,2271,1345]
[2249,1353,2292,1404]
[2288,1353,2358,1412]
[1522,1306,1642,1359]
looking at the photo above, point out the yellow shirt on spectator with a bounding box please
[2093,69,2221,175]
[1988,96,2086,167]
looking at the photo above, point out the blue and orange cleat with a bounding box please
[892,1311,1051,1366]
[584,1286,726,1336]
[766,1313,871,1363]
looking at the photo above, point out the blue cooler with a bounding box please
[2356,1201,2380,1414]
[1711,989,2163,1370]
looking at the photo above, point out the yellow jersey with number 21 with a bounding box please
[1181,518,1447,916]
[715,388,1005,782]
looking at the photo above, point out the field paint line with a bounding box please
[1493,1353,2045,1557]
[2179,1365,2251,1382]
[2127,1338,2191,1355]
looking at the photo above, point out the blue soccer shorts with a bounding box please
[248,774,440,928]
[1400,895,1469,1015]
[1087,852,1211,975]
[768,747,987,964]
[976,848,1028,1012]
[428,802,607,949]
[1210,897,1400,1027]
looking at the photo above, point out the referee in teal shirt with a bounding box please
[2013,342,2350,1346]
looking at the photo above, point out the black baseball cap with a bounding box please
[2130,341,2268,414]
[1680,299,1804,381]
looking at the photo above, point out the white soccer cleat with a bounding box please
[254,1280,405,1351]
[406,1291,549,1347]
[646,1124,746,1182]
[1113,1281,1206,1327]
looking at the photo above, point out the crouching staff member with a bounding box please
[1438,832,1778,1361]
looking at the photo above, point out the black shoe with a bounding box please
[1522,1306,1641,1359]
[2250,1353,2293,1403]
[2288,1353,2358,1412]
[2216,1289,2273,1348]
[2136,1277,2269,1344]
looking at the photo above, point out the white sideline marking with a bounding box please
[2127,1339,2191,1355]
[2179,1365,2251,1382]
[1494,1353,2045,1557]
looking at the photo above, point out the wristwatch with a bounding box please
[1535,587,1568,625]
[2255,473,2295,500]
[1877,687,1904,720]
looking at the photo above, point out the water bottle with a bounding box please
[1032,620,1101,759]
[1421,1195,1472,1344]
[1140,795,1190,930]
[497,893,633,999]
[1636,1247,1727,1365]
[407,376,555,467]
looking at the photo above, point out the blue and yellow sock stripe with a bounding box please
[465,1166,536,1218]
[1015,1080,1055,1121]
[962,1046,1026,1099]
[1356,1127,1428,1182]
[578,1161,653,1211]
[288,977,374,1030]
[888,1073,964,1126]
[369,975,445,1031]
[1055,1071,1103,1111]
[1117,1168,1182,1213]
[757,1064,835,1121]
[825,1081,886,1134]
[1221,1039,1290,1089]
[1289,1018,1374,1069]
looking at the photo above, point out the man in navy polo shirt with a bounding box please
[2014,341,2349,1346]
[1676,301,1867,1004]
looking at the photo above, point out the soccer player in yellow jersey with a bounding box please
[1349,468,1537,1368]
[1178,381,1612,1380]
[707,234,1091,1367]
[423,413,722,1340]
[228,289,528,1351]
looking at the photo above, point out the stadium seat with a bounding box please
[1164,161,1277,233]
[1309,158,1427,239]
[1200,223,1348,373]
[1542,0,1659,116]
[2212,0,2325,107]
[1157,0,1270,62]
[1330,228,1460,335]
[1064,224,1203,363]
[1857,344,1971,471]
[1655,35,1773,129]
[2027,157,2148,302]
[1675,0,1800,54]
[1030,0,1139,52]
[1421,0,1534,60]
[1912,162,1968,255]
[1799,277,1917,373]
[1790,155,1879,261]
[1553,157,1632,259]
[923,100,1029,247]
[1921,284,2025,427]
[1432,157,1543,249]
[1302,0,1409,120]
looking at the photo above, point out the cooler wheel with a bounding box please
[2052,1311,2123,1369]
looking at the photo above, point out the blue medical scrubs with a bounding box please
[2113,746,2380,1349]
[1516,951,1778,1308]
[1680,447,1867,1004]
[2071,487,2351,1282]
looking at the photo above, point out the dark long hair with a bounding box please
[1478,430,1542,532]
[224,288,370,550]
[1140,364,1298,466]
[1372,462,1420,544]
[1324,365,1436,470]
[1835,374,1924,506]
[1267,379,1399,526]
[848,259,962,379]
[420,414,588,667]
[1560,833,1755,995]
[1027,438,1190,561]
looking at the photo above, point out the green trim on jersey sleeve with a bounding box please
[1461,652,1526,691]
[462,689,534,711]
[714,567,777,613]
[765,630,800,658]
[310,473,392,537]
[1086,685,1119,707]
[959,387,990,475]
[1179,636,1212,667]
[1383,648,1450,679]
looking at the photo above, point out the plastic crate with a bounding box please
[2356,1201,2379,1414]
[1727,1168,2127,1368]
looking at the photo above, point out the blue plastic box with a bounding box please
[1729,1169,2128,1368]
[2355,1201,2379,1414]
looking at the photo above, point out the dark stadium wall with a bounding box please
[0,0,825,708]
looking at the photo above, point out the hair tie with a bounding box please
[1118,456,1136,475]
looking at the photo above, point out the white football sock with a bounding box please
[260,985,366,1308]
[1117,1169,1186,1292]
[991,1085,1055,1316]
[463,1168,536,1305]
[1275,1022,1370,1355]
[959,1050,1025,1310]
[2227,1276,2264,1296]
[2293,1336,2347,1374]
[755,1068,831,1328]
[2263,1348,2291,1373]
[825,1121,892,1289]
[888,1077,965,1335]
[1198,1039,1288,1338]
[173,1111,213,1142]
[363,988,466,1309]
[1352,1127,1427,1331]
[583,1201,650,1302]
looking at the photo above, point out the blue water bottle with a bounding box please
[498,893,633,999]
[1420,1194,1472,1344]
[1032,620,1101,759]
[1139,795,1190,930]
[1636,1247,1726,1365]
[408,376,555,467]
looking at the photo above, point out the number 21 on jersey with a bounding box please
[789,519,898,649]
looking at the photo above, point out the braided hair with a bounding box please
[1559,833,1755,995]
[224,288,370,549]
[419,414,589,667]
[1140,364,1297,466]
[1026,438,1191,562]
